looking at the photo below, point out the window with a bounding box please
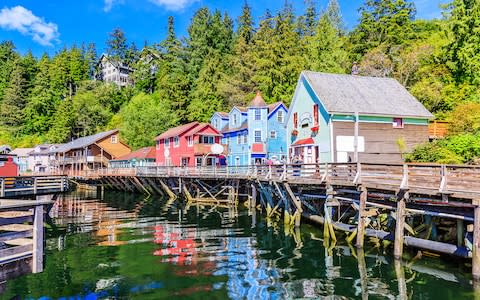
[165,138,170,148]
[237,135,242,144]
[293,112,298,128]
[233,114,237,126]
[255,109,261,121]
[187,136,193,147]
[393,118,404,128]
[243,134,248,144]
[277,110,284,123]
[214,119,218,128]
[174,136,179,147]
[156,141,160,150]
[201,136,214,144]
[313,104,319,126]
[254,130,262,143]
[270,130,277,139]
[111,135,118,144]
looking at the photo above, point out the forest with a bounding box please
[0,0,479,164]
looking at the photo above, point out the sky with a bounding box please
[0,0,446,56]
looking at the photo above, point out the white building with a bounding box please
[10,148,34,174]
[28,144,62,174]
[95,54,133,87]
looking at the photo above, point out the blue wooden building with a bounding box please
[286,71,433,164]
[211,92,288,166]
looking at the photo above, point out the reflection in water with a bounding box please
[0,190,476,299]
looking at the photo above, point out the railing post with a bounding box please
[0,179,4,198]
[33,177,38,195]
[473,200,480,280]
[400,164,409,190]
[439,165,448,194]
[353,162,362,185]
[32,204,44,273]
[394,189,408,259]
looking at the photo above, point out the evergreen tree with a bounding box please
[219,1,257,106]
[352,0,416,55]
[24,54,58,134]
[446,0,480,84]
[85,42,98,79]
[0,41,18,102]
[0,60,28,131]
[106,28,128,61]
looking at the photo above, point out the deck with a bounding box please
[0,176,69,198]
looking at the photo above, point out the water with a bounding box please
[1,190,477,299]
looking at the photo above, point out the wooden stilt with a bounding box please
[356,248,368,300]
[356,186,367,248]
[284,183,302,227]
[457,219,464,247]
[32,205,44,273]
[394,189,408,260]
[394,259,407,299]
[473,201,480,280]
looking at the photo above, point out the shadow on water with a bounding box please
[0,189,479,299]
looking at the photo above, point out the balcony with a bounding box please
[54,156,106,165]
[193,144,227,156]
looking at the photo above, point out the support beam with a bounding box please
[356,186,367,248]
[394,189,408,260]
[32,205,44,273]
[473,201,480,280]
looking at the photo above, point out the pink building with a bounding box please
[155,122,225,167]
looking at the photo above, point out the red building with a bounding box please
[155,122,225,167]
[0,156,19,177]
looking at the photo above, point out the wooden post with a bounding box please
[251,184,257,209]
[473,201,480,280]
[33,177,38,194]
[0,179,4,198]
[354,111,359,162]
[394,190,408,260]
[356,186,367,248]
[32,205,44,273]
[394,259,407,299]
[457,219,464,247]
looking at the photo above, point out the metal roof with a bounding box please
[55,129,119,153]
[302,71,433,118]
[155,122,199,141]
[111,146,156,162]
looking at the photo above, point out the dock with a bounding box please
[80,162,480,279]
[0,176,68,198]
[0,198,52,291]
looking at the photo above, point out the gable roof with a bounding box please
[111,146,156,162]
[249,91,267,108]
[10,148,34,157]
[155,122,199,141]
[55,129,119,153]
[185,123,222,137]
[299,71,433,119]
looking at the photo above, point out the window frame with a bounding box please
[255,109,261,121]
[393,118,404,129]
[270,130,277,139]
[254,130,262,143]
[173,136,180,148]
[277,110,284,123]
[187,136,193,147]
[164,138,170,148]
[111,135,118,144]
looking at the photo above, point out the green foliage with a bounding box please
[447,102,480,135]
[119,92,178,148]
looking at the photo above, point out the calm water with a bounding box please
[1,190,477,299]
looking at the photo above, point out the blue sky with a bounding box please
[0,0,446,56]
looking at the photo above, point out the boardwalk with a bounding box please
[80,162,480,279]
[0,176,68,198]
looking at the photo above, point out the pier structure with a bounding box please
[81,162,480,278]
[0,176,68,198]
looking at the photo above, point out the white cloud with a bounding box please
[104,0,124,12]
[149,0,199,11]
[0,6,59,46]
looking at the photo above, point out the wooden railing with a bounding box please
[86,163,480,199]
[0,176,69,198]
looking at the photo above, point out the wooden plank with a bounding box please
[32,205,44,273]
[0,211,32,218]
[394,191,408,260]
[0,224,32,232]
[5,238,33,246]
[0,229,33,243]
[356,187,367,248]
[0,244,32,259]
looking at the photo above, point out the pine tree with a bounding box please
[0,41,18,102]
[446,0,480,84]
[0,60,28,131]
[24,54,58,134]
[106,27,128,61]
[219,1,257,106]
[85,42,98,79]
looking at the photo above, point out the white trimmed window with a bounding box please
[277,110,284,123]
[111,135,118,144]
[187,136,193,147]
[255,109,261,120]
[233,114,237,126]
[270,130,277,139]
[237,135,242,144]
[254,130,262,143]
[165,138,170,148]
[156,141,160,150]
[243,134,248,144]
[174,136,180,147]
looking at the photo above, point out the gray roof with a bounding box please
[11,148,34,157]
[55,129,119,153]
[302,71,433,118]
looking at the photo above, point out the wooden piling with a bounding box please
[356,186,367,248]
[394,190,408,260]
[473,201,480,280]
[32,205,44,273]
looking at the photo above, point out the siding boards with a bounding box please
[332,121,429,164]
